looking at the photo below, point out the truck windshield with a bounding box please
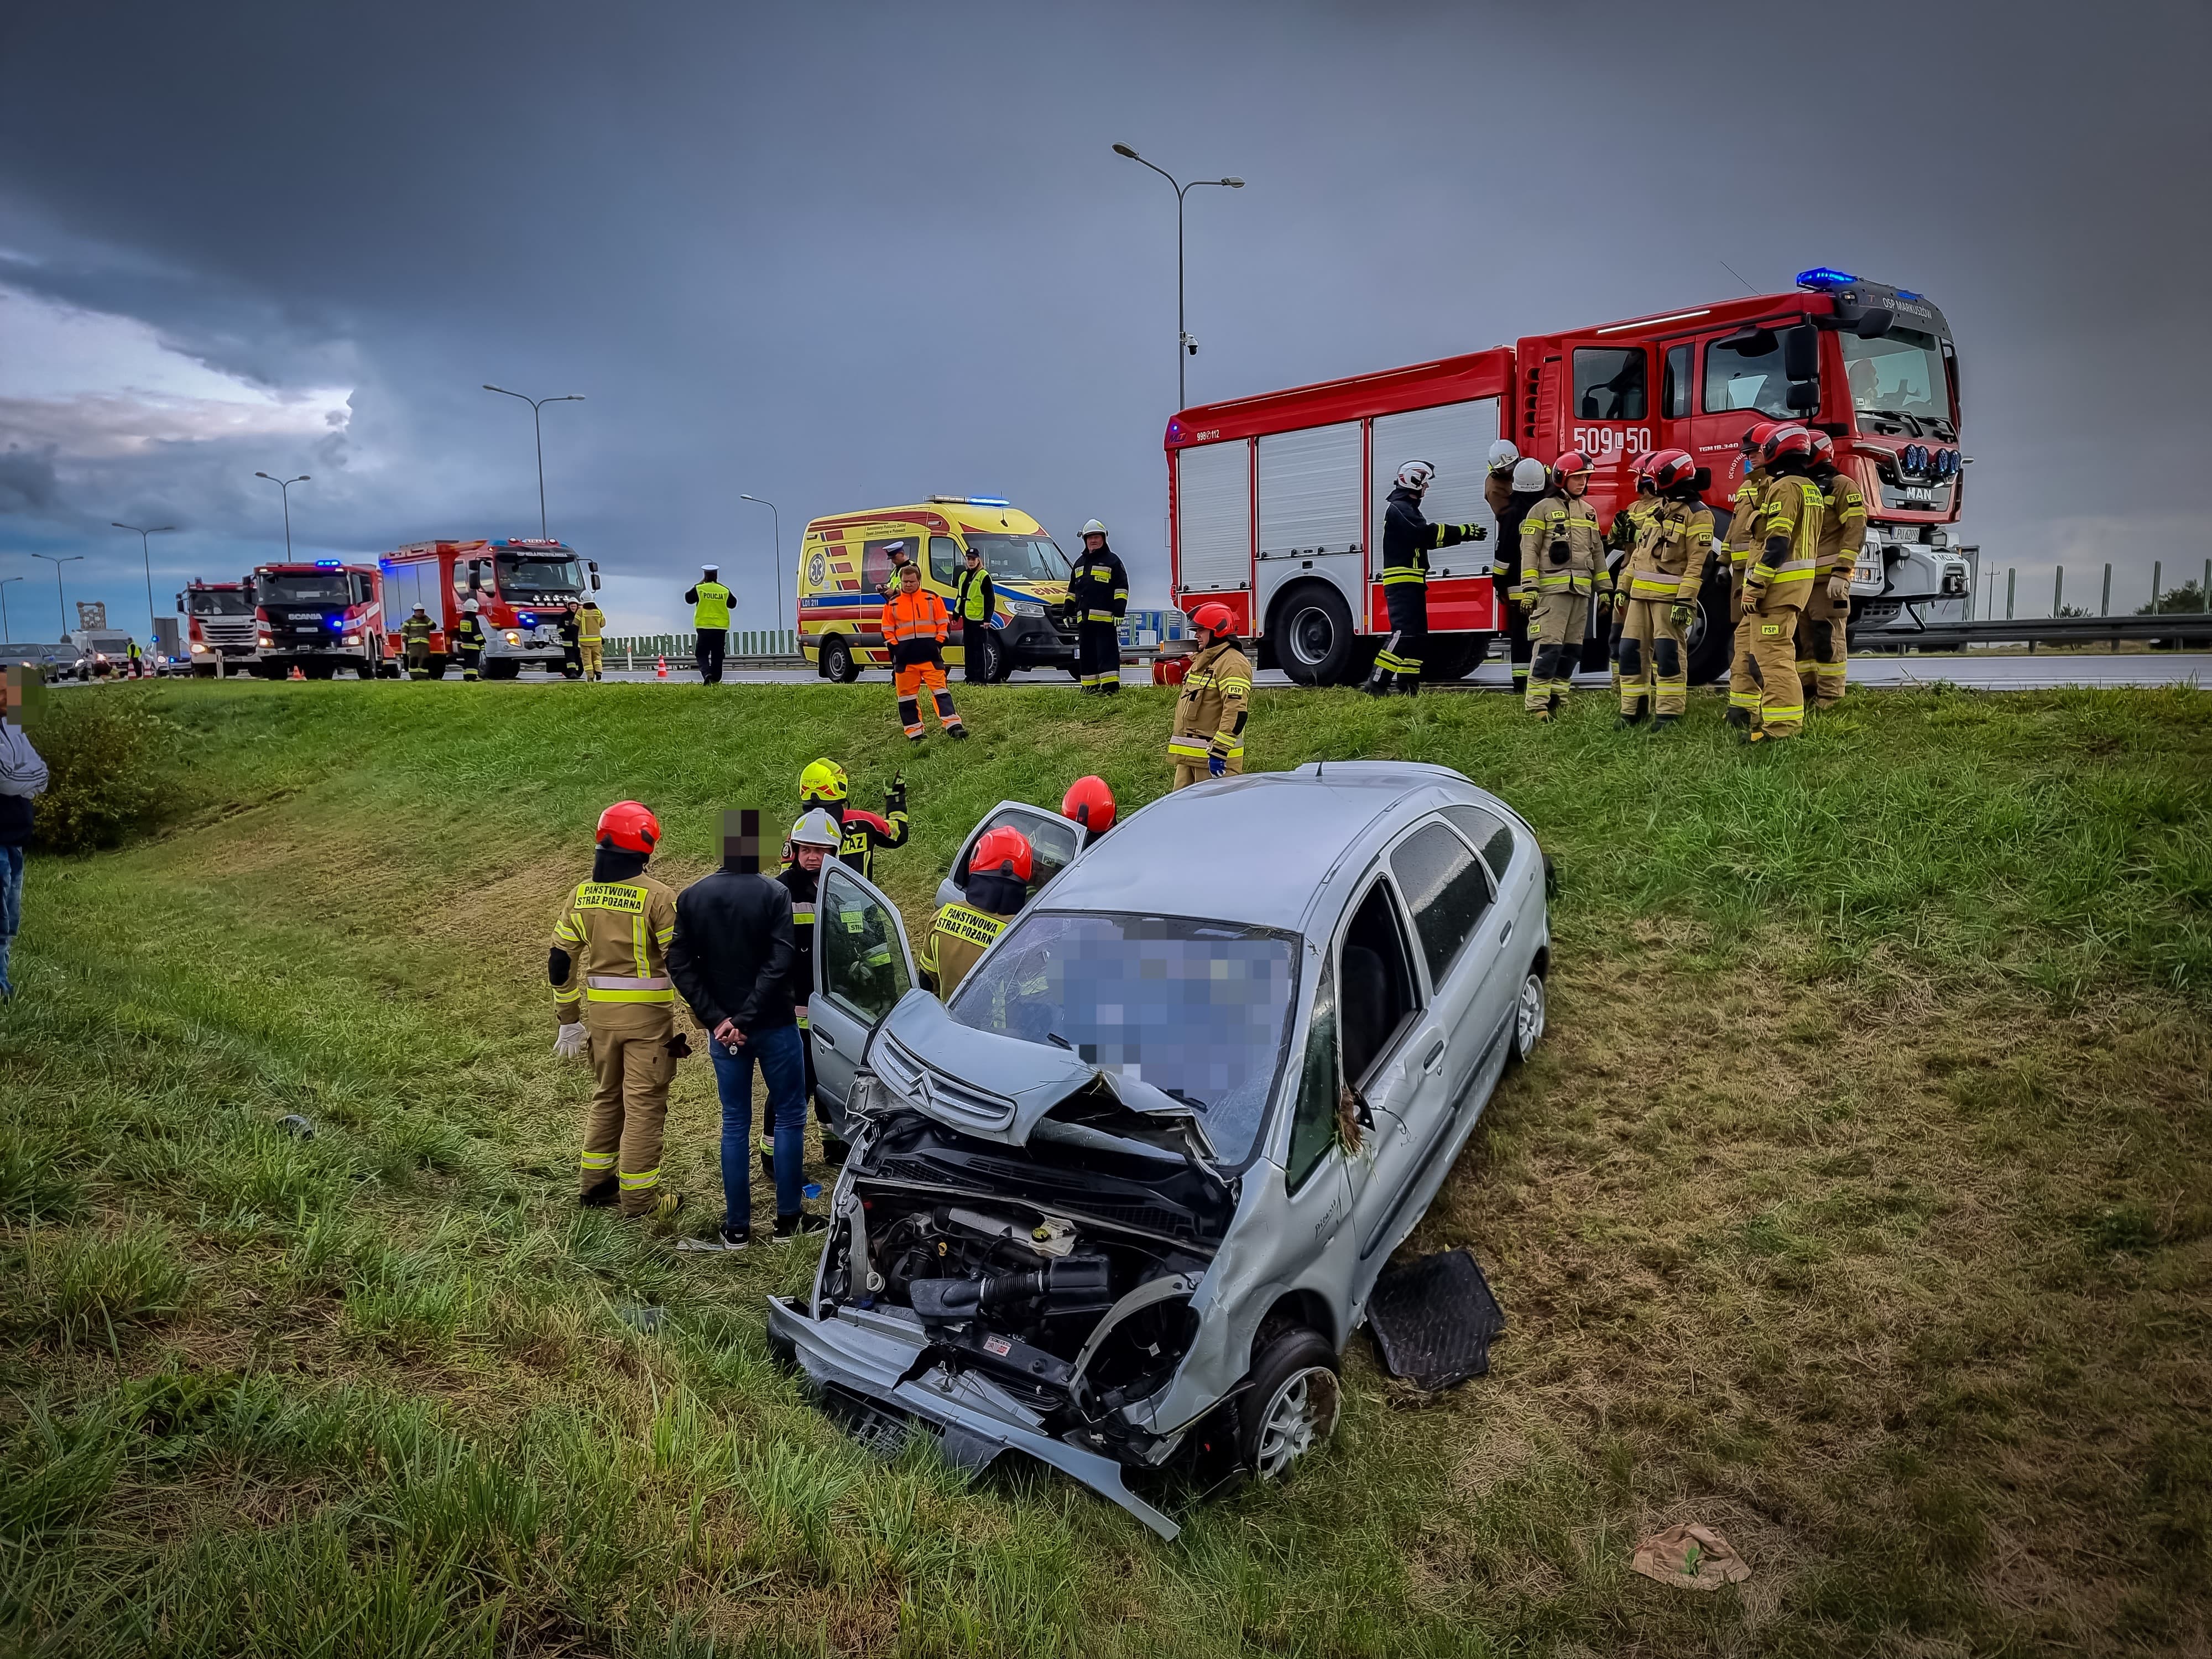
[496,554,583,596]
[947,910,1301,1166]
[1842,327,1955,427]
[260,575,351,603]
[963,534,1071,583]
[189,589,252,615]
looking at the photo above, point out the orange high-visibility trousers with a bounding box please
[894,661,963,738]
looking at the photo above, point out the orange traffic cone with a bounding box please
[288,664,306,680]
[655,656,667,679]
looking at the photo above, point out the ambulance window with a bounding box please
[928,536,962,584]
[1662,344,1694,420]
[1573,347,1647,421]
[860,538,912,591]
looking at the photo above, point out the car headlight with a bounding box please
[1006,599,1046,618]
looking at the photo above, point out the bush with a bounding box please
[28,697,170,853]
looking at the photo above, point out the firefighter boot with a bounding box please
[1616,698,1647,731]
[1650,712,1681,732]
[1363,631,1403,697]
[578,1176,618,1209]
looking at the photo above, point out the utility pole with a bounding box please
[0,575,22,642]
[739,494,785,638]
[31,552,84,640]
[254,473,310,558]
[112,521,177,643]
[483,385,585,540]
[1112,144,1244,410]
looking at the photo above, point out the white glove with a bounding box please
[1827,573,1853,602]
[554,1022,589,1060]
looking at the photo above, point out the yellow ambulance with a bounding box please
[797,497,1080,682]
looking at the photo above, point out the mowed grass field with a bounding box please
[3,677,2209,1658]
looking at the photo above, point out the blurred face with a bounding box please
[796,844,826,873]
[2,674,20,726]
[1083,533,1105,553]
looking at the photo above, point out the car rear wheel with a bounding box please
[1236,1325,1340,1480]
[1271,583,1357,686]
[821,635,859,683]
[1505,968,1546,1068]
[968,632,1008,684]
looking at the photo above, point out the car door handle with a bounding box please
[1498,920,1513,945]
[815,1029,836,1049]
[1421,1037,1446,1072]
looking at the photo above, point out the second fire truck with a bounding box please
[377,538,601,679]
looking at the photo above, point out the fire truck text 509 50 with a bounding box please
[1571,427,1652,458]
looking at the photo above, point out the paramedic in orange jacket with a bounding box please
[880,562,968,742]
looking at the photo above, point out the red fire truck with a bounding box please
[1166,270,1970,685]
[251,560,388,678]
[376,539,601,679]
[177,579,259,676]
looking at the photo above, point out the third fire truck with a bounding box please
[1166,269,1971,685]
[179,580,259,676]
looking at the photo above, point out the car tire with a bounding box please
[1234,1324,1340,1480]
[1504,967,1546,1069]
[822,635,859,683]
[1271,582,1358,686]
[968,632,1008,684]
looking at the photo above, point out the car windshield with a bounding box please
[1842,327,1954,426]
[496,554,584,594]
[947,910,1301,1166]
[964,534,1070,583]
[260,574,351,603]
[189,589,252,615]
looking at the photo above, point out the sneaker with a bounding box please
[772,1212,830,1243]
[676,1224,750,1253]
[948,726,969,740]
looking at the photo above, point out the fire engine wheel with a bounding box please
[353,655,375,680]
[1686,565,1735,686]
[1271,582,1357,686]
[484,659,520,681]
[193,664,218,679]
[426,656,450,681]
[821,635,860,683]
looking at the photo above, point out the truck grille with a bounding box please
[201,619,256,645]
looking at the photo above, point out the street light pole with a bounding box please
[253,473,310,559]
[112,521,176,643]
[0,576,22,643]
[31,553,84,641]
[738,494,785,638]
[1112,144,1244,410]
[483,385,585,540]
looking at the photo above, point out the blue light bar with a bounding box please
[966,496,1011,508]
[1794,267,1858,289]
[315,559,341,567]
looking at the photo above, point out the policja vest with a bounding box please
[691,582,732,629]
[957,565,995,623]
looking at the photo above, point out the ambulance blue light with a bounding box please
[966,496,1011,508]
[1794,267,1857,289]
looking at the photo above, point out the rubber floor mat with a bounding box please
[1368,1248,1505,1390]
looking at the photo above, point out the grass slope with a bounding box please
[3,678,2209,1657]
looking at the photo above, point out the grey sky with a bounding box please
[3,0,2207,641]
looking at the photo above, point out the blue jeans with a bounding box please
[708,1020,808,1231]
[0,843,23,996]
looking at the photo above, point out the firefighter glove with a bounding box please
[553,1022,589,1060]
[1516,590,1537,612]
[1207,747,1227,779]
[1460,524,1487,541]
[1670,601,1696,631]
[1827,573,1852,602]
[1743,574,1770,610]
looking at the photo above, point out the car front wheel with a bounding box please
[1236,1325,1340,1480]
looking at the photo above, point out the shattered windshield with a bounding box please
[947,910,1300,1165]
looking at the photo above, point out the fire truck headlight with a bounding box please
[191,641,208,654]
[504,631,521,645]
[341,634,359,646]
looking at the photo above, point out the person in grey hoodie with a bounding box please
[0,666,51,1000]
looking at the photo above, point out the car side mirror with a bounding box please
[174,596,185,613]
[1782,324,1819,383]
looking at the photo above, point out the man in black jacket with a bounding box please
[1068,519,1128,694]
[669,809,820,1250]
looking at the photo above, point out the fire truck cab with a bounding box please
[378,539,600,679]
[178,580,258,676]
[252,561,386,679]
[1167,270,1969,686]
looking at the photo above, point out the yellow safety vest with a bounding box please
[692,582,732,629]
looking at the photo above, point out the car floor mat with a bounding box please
[1367,1248,1505,1390]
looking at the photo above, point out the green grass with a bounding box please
[2,677,2210,1656]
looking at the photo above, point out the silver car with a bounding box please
[770,761,1551,1540]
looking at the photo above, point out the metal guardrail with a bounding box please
[1853,612,2212,652]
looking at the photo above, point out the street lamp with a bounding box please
[30,553,84,641]
[738,494,785,638]
[254,473,310,559]
[1112,143,1244,410]
[483,385,585,541]
[0,575,22,643]
[112,521,176,643]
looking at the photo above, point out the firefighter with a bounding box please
[1604,452,1664,697]
[882,561,967,741]
[452,599,486,682]
[1730,425,1824,743]
[1517,449,1604,719]
[764,807,848,1175]
[1616,450,1714,732]
[400,604,435,679]
[1062,774,1117,839]
[1723,420,1784,620]
[685,564,731,685]
[956,544,997,684]
[577,596,606,680]
[551,800,685,1219]
[920,826,1031,999]
[1169,602,1251,789]
[1802,431,1864,711]
[1364,460,1487,696]
[1496,457,1551,700]
[796,758,909,879]
[557,603,583,679]
[1483,440,1521,520]
[1070,520,1129,693]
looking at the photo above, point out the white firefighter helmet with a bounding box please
[1488,439,1521,471]
[463,598,479,613]
[1080,519,1108,538]
[788,807,843,848]
[1510,457,1548,492]
[1394,458,1436,492]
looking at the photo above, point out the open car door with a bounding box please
[809,863,919,1119]
[932,800,1089,910]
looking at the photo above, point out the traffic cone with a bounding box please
[655,656,667,679]
[288,664,305,680]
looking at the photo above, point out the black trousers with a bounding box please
[457,646,481,681]
[962,623,993,682]
[1497,576,1532,693]
[695,628,726,685]
[1381,582,1428,685]
[1077,620,1119,687]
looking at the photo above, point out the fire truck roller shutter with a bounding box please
[1175,440,1253,598]
[1257,421,1364,683]
[1370,398,1502,679]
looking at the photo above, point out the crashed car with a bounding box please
[770,760,1551,1539]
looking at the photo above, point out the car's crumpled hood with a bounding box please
[873,990,1206,1151]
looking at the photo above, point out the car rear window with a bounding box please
[1389,822,1494,985]
[1443,805,1518,883]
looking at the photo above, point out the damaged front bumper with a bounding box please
[768,1293,1183,1540]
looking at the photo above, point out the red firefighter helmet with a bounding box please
[1552,448,1597,478]
[1740,419,1783,456]
[1062,775,1117,834]
[596,800,661,854]
[1645,448,1699,491]
[1806,430,1838,464]
[1760,425,1816,467]
[1190,601,1237,637]
[971,825,1034,883]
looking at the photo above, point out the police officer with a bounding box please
[1169,602,1251,788]
[1496,457,1551,701]
[577,596,606,681]
[1069,520,1128,694]
[1364,460,1487,696]
[955,545,997,684]
[1517,450,1604,720]
[685,564,732,684]
[1731,425,1824,743]
[452,599,487,682]
[400,604,435,680]
[1615,450,1713,731]
[551,801,685,1219]
[796,758,908,879]
[1803,431,1864,711]
[921,826,1031,999]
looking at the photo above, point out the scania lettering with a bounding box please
[1166,270,1970,685]
[377,538,601,679]
[251,561,387,679]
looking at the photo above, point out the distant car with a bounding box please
[770,761,1551,1539]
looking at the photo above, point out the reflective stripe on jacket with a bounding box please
[1750,476,1825,607]
[578,606,604,641]
[1068,547,1128,624]
[920,901,1008,999]
[1380,487,1478,587]
[1624,501,1715,603]
[1519,494,1604,593]
[551,875,679,1015]
[1816,472,1868,580]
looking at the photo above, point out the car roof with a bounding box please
[1037,762,1500,933]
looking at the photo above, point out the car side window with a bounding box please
[929,536,962,585]
[1442,804,1518,884]
[1389,822,1494,985]
[819,866,912,1023]
[1285,959,1339,1193]
[1337,879,1420,1088]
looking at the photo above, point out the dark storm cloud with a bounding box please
[2,0,2207,639]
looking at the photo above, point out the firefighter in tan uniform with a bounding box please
[1517,448,1604,719]
[551,800,685,1216]
[1603,452,1665,699]
[401,604,435,680]
[920,827,1031,999]
[1168,602,1251,789]
[1801,431,1864,710]
[1729,426,1824,743]
[1722,420,1783,623]
[577,598,606,680]
[1615,450,1714,731]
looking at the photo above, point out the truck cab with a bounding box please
[252,561,387,679]
[178,580,259,676]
